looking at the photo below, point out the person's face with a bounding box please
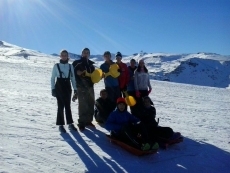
[100,91,108,99]
[139,60,145,67]
[116,56,122,63]
[104,54,111,61]
[60,52,68,61]
[130,60,136,67]
[82,50,90,58]
[117,102,126,111]
[144,99,151,107]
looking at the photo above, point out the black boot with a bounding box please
[77,124,85,131]
[59,125,66,133]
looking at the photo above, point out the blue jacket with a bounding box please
[100,61,119,87]
[105,108,140,133]
[127,66,137,92]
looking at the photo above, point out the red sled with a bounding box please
[106,134,158,156]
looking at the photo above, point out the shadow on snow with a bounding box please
[61,128,230,173]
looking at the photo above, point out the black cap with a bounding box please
[115,52,122,58]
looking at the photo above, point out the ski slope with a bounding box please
[0,53,230,173]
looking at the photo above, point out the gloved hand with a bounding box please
[148,88,152,95]
[52,89,56,97]
[135,91,141,98]
[72,90,78,102]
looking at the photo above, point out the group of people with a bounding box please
[51,48,178,151]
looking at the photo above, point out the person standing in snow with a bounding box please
[51,50,78,132]
[72,48,95,131]
[115,52,129,97]
[134,59,152,109]
[100,51,120,109]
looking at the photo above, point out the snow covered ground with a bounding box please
[0,54,230,173]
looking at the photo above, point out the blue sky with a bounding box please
[1,0,230,56]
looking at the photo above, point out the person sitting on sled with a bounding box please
[105,97,159,151]
[94,89,116,123]
[137,96,181,143]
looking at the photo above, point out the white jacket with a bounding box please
[134,71,151,91]
[51,63,77,90]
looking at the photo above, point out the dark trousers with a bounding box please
[146,125,174,141]
[105,86,120,108]
[56,92,73,125]
[112,123,155,149]
[136,90,148,105]
[77,87,95,126]
[154,126,174,140]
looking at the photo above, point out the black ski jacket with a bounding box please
[72,57,95,88]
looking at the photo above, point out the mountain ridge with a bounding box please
[1,41,229,88]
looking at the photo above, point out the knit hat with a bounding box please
[115,52,122,58]
[117,97,126,104]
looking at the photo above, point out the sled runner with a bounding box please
[106,134,158,156]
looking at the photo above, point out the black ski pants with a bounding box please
[56,91,73,125]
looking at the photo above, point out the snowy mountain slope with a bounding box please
[122,53,230,88]
[0,48,230,172]
[0,41,58,65]
[1,41,230,88]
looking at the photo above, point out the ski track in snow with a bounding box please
[0,56,230,173]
